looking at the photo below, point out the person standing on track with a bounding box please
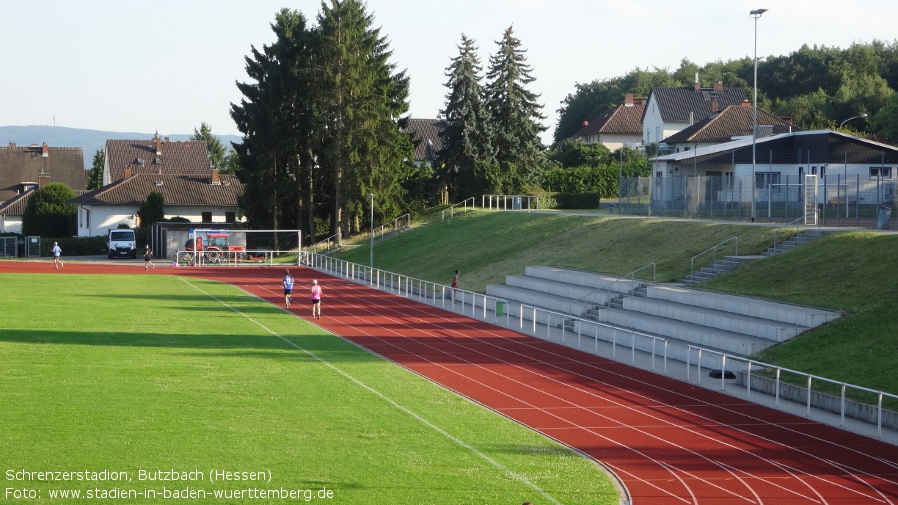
[282,269,294,308]
[451,269,459,302]
[51,241,63,269]
[311,279,322,319]
[144,245,155,270]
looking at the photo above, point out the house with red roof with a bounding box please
[571,93,645,150]
[0,142,86,234]
[71,137,244,237]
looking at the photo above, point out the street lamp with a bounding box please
[839,113,868,128]
[368,193,374,268]
[750,8,767,223]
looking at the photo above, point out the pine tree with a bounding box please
[87,149,104,190]
[314,0,412,241]
[484,25,546,191]
[438,34,494,203]
[230,8,313,232]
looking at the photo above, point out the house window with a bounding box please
[756,172,780,189]
[225,212,235,223]
[870,167,893,179]
[201,212,212,223]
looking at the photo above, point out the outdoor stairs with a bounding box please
[679,228,833,284]
[487,265,840,367]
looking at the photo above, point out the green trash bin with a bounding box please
[496,299,506,317]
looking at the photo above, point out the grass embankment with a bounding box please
[335,210,898,398]
[0,273,617,505]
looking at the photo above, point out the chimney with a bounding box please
[123,167,132,178]
[8,142,15,148]
[42,142,49,157]
[713,81,723,91]
[694,72,700,90]
[38,173,51,188]
[711,99,719,113]
[155,137,162,155]
[741,100,751,107]
[624,93,634,106]
[210,167,221,185]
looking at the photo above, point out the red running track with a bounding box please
[8,261,898,505]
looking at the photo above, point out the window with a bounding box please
[870,167,893,179]
[756,172,780,189]
[201,212,212,223]
[225,212,235,223]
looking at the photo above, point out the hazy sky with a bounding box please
[3,0,897,143]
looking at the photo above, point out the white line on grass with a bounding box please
[178,277,563,505]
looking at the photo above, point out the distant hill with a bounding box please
[0,125,243,170]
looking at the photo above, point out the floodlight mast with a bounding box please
[750,8,768,222]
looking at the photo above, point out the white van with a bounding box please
[107,229,137,259]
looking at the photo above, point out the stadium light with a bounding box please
[368,193,374,268]
[750,8,767,223]
[839,113,867,129]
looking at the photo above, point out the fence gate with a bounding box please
[25,236,41,257]
[0,236,16,258]
[804,175,818,226]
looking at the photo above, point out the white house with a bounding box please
[71,169,245,237]
[642,81,748,148]
[571,93,645,151]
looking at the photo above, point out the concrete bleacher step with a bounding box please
[485,265,840,360]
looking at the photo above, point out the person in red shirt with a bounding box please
[451,270,459,302]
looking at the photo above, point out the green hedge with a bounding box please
[42,236,106,256]
[537,192,601,210]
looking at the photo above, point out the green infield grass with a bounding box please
[0,273,618,505]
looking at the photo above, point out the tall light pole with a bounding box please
[839,113,868,128]
[368,193,374,268]
[750,8,767,223]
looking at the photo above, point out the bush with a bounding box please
[535,192,601,210]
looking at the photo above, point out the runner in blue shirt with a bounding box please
[282,269,295,308]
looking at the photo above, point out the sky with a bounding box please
[3,0,898,145]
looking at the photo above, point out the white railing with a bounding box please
[441,197,476,220]
[374,214,411,239]
[482,194,538,211]
[690,236,738,277]
[305,252,898,440]
[686,345,897,438]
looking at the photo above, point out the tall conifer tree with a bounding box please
[484,25,546,191]
[438,34,494,203]
[314,0,411,241]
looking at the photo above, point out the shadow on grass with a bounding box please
[0,329,380,363]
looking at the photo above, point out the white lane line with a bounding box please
[179,276,564,505]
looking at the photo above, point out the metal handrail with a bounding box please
[309,233,340,254]
[374,213,410,240]
[690,236,738,277]
[567,263,657,315]
[441,197,476,220]
[772,215,806,252]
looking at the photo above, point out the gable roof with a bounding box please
[645,85,748,125]
[0,188,89,217]
[403,118,445,162]
[105,138,211,183]
[0,143,86,202]
[71,172,243,207]
[573,98,646,139]
[663,105,798,144]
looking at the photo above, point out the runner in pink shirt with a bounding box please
[311,279,322,319]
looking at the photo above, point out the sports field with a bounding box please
[0,266,618,504]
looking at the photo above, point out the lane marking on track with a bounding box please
[202,272,898,504]
[303,278,898,503]
[178,276,564,505]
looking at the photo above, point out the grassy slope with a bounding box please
[335,210,898,397]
